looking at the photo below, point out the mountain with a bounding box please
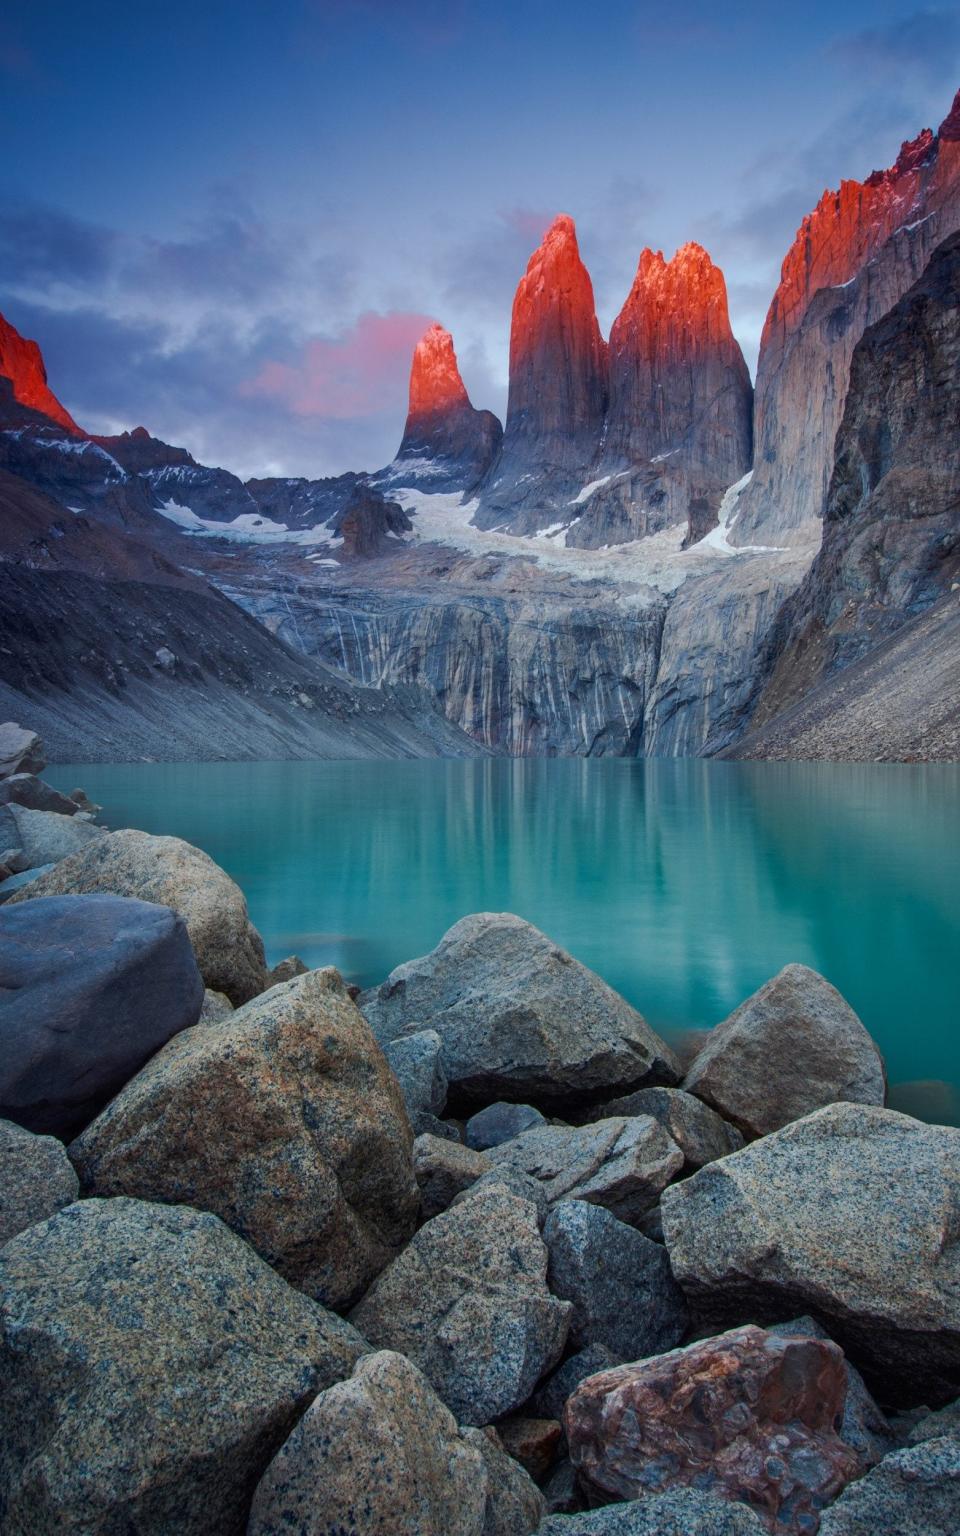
[0,312,82,435]
[473,214,609,533]
[730,89,960,549]
[386,323,502,491]
[730,229,960,760]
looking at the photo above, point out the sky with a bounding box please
[2,1,959,480]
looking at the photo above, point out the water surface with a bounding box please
[48,759,960,1124]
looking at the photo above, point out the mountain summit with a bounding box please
[0,312,82,435]
[392,323,501,490]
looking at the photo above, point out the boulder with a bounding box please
[495,1416,562,1483]
[350,1185,571,1425]
[461,1426,546,1535]
[0,865,55,904]
[566,1325,862,1535]
[198,987,234,1024]
[0,773,79,815]
[0,803,22,857]
[543,1199,689,1360]
[0,1117,79,1244]
[453,1164,551,1224]
[580,1086,743,1168]
[660,1104,960,1405]
[770,1316,894,1466]
[467,1101,547,1149]
[0,893,204,1138]
[68,787,100,814]
[0,1197,367,1536]
[6,804,103,866]
[536,1489,768,1533]
[248,1351,493,1536]
[414,1132,491,1219]
[264,953,308,987]
[69,968,420,1309]
[0,722,44,778]
[818,1436,960,1535]
[532,1345,621,1421]
[683,965,885,1137]
[906,1398,960,1446]
[8,828,267,1004]
[486,1116,684,1224]
[360,913,680,1107]
[385,1027,448,1117]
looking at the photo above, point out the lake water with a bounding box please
[48,759,960,1125]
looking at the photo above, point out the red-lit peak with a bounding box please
[407,323,472,421]
[611,242,736,357]
[509,213,606,376]
[939,87,960,141]
[0,311,82,435]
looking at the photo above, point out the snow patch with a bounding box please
[570,475,612,505]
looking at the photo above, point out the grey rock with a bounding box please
[536,1489,768,1533]
[198,987,234,1024]
[455,1164,551,1225]
[67,787,100,814]
[532,1345,622,1421]
[818,1436,960,1534]
[0,1197,366,1536]
[7,803,103,867]
[0,847,29,876]
[544,1199,689,1360]
[906,1398,960,1446]
[638,1204,665,1243]
[414,1132,491,1218]
[350,1184,571,1425]
[487,1116,684,1224]
[0,1117,79,1243]
[0,893,204,1138]
[248,1350,505,1536]
[385,1027,448,1117]
[581,1086,743,1169]
[467,1101,547,1150]
[0,864,55,903]
[683,963,886,1138]
[8,827,267,1004]
[770,1316,894,1466]
[0,722,44,778]
[265,953,308,987]
[413,1109,463,1141]
[0,803,21,857]
[360,913,680,1108]
[661,1102,960,1405]
[540,1457,584,1516]
[0,772,79,815]
[70,969,420,1310]
[461,1426,547,1536]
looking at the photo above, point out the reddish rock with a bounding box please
[0,311,82,434]
[565,1324,863,1535]
[395,323,502,487]
[496,1416,563,1483]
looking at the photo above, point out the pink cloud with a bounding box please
[239,310,435,419]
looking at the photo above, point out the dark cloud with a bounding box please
[0,200,117,290]
[830,9,960,88]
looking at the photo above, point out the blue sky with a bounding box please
[2,1,959,477]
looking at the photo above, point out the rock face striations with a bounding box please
[391,323,502,491]
[0,312,82,435]
[731,89,960,549]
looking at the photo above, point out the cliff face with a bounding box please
[734,229,960,756]
[0,313,82,435]
[391,324,502,490]
[731,89,960,548]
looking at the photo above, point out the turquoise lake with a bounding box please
[48,759,960,1124]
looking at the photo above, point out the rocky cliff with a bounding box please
[389,324,502,491]
[0,312,82,436]
[731,230,960,758]
[731,89,960,549]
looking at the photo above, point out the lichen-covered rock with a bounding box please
[817,1436,960,1534]
[487,1116,683,1224]
[0,1117,78,1244]
[543,1199,688,1360]
[661,1103,960,1405]
[70,969,419,1309]
[360,913,680,1107]
[683,964,885,1137]
[414,1132,491,1219]
[582,1086,743,1168]
[350,1185,571,1425]
[248,1351,495,1536]
[0,1198,367,1536]
[0,893,204,1138]
[565,1325,863,1535]
[467,1101,547,1150]
[9,827,267,1004]
[537,1489,768,1533]
[385,1028,448,1117]
[0,722,44,778]
[6,804,103,866]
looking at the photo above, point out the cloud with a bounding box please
[239,310,434,419]
[830,9,960,88]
